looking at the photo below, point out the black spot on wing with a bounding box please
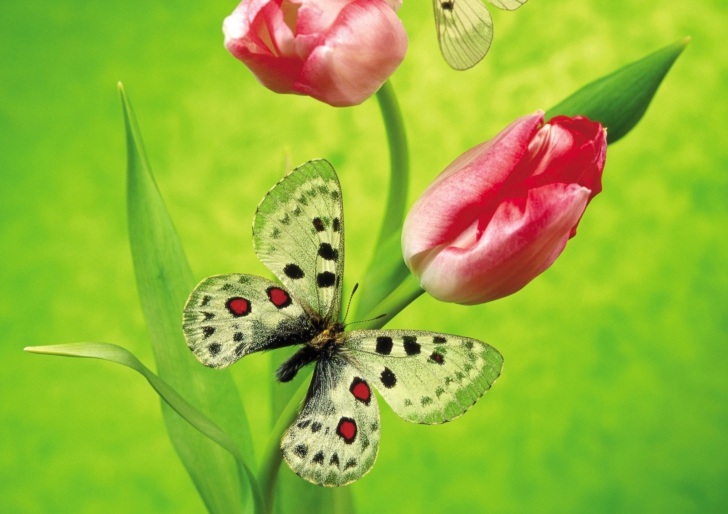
[429,351,445,365]
[312,217,325,232]
[284,263,305,279]
[311,422,322,433]
[380,367,397,388]
[329,453,340,468]
[403,336,420,355]
[233,332,243,342]
[297,419,311,429]
[208,343,221,356]
[294,444,308,458]
[200,295,211,307]
[376,336,393,355]
[202,326,215,338]
[318,242,338,261]
[333,218,340,232]
[434,336,447,344]
[344,458,357,470]
[313,451,325,465]
[203,312,215,321]
[317,272,336,288]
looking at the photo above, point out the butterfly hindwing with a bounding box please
[183,274,317,369]
[281,355,380,487]
[253,159,344,321]
[433,0,493,70]
[342,330,503,424]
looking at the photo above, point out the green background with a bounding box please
[1,0,726,512]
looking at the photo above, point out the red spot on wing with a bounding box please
[337,419,357,443]
[268,287,290,307]
[352,381,370,402]
[226,297,250,317]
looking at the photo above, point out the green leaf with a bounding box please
[24,343,264,514]
[119,83,255,513]
[546,37,690,144]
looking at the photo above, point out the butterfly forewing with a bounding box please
[253,159,344,321]
[183,274,316,368]
[342,330,503,424]
[281,355,380,487]
[433,0,494,70]
[487,0,527,11]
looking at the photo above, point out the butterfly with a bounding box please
[433,0,529,70]
[182,159,503,486]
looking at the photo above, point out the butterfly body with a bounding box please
[183,160,503,486]
[275,321,344,382]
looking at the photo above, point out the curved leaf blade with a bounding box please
[546,37,690,144]
[25,343,264,514]
[120,83,254,513]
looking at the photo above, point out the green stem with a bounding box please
[373,80,409,246]
[355,80,411,318]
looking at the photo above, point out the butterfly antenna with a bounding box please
[343,312,387,329]
[342,283,359,323]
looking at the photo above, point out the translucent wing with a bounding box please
[487,0,528,11]
[342,330,503,424]
[433,0,494,70]
[183,274,319,369]
[281,355,380,487]
[253,159,344,322]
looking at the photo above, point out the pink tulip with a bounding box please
[402,111,607,305]
[223,0,408,107]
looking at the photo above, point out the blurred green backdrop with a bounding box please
[1,0,726,512]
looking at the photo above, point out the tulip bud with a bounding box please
[402,111,607,305]
[223,0,408,107]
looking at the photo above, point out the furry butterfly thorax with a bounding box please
[183,159,503,486]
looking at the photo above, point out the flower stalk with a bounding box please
[355,80,412,318]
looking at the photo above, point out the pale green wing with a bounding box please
[433,0,494,70]
[281,355,380,487]
[342,330,503,424]
[487,0,528,11]
[183,274,317,369]
[253,159,344,322]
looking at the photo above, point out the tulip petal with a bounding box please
[417,183,591,304]
[224,0,303,93]
[293,0,407,106]
[402,112,543,267]
[294,0,350,35]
